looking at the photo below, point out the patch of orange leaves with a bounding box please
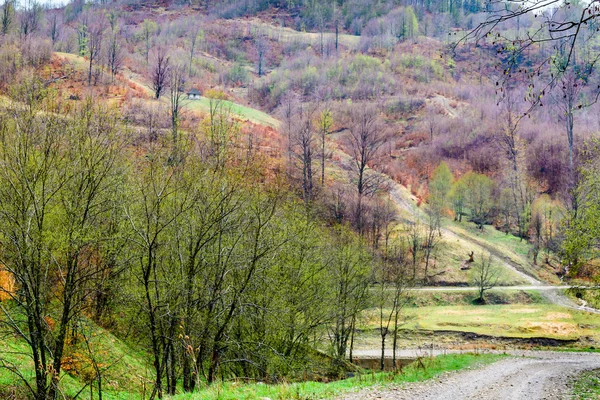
[0,268,14,301]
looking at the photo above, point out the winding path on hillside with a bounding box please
[338,351,600,400]
[328,139,541,286]
[388,180,600,314]
[387,183,539,285]
[326,139,600,314]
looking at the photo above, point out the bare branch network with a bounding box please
[454,0,600,119]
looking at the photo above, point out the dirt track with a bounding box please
[337,351,600,400]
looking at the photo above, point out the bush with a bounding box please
[387,96,425,114]
[221,62,248,86]
[392,54,444,82]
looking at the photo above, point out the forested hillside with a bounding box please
[0,0,600,399]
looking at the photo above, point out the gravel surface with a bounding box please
[337,351,600,400]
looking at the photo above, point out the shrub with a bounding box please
[387,96,425,115]
[221,62,248,86]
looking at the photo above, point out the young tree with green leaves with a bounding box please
[328,227,371,369]
[1,0,14,35]
[124,144,195,398]
[141,19,157,65]
[563,141,600,278]
[319,108,333,186]
[428,161,454,233]
[424,163,452,280]
[464,172,494,229]
[0,78,124,400]
[450,177,468,222]
[401,6,419,40]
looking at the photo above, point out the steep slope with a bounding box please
[0,319,151,399]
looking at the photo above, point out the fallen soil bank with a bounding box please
[353,328,594,355]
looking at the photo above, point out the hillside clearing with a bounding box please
[54,53,279,128]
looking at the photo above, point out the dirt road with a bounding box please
[339,351,600,400]
[337,351,600,400]
[408,285,574,291]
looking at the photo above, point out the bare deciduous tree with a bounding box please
[87,22,104,86]
[19,0,42,37]
[169,64,186,153]
[290,105,317,204]
[254,32,269,77]
[151,49,170,99]
[459,0,600,175]
[48,12,60,45]
[555,71,584,194]
[471,253,501,303]
[496,91,528,238]
[376,240,411,371]
[463,0,597,82]
[187,27,203,76]
[280,90,299,161]
[346,104,389,234]
[319,108,333,186]
[106,25,123,81]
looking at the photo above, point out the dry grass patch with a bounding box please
[546,312,572,320]
[508,308,539,314]
[444,309,487,315]
[523,322,578,336]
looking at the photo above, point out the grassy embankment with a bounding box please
[173,353,505,400]
[402,288,547,307]
[0,321,151,399]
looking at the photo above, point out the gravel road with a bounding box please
[337,351,600,400]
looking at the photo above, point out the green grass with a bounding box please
[399,289,548,308]
[184,97,279,127]
[568,286,600,309]
[172,353,505,400]
[54,52,279,128]
[360,304,600,340]
[0,320,151,400]
[55,52,86,67]
[448,220,531,261]
[446,220,560,284]
[434,238,528,286]
[571,369,600,399]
